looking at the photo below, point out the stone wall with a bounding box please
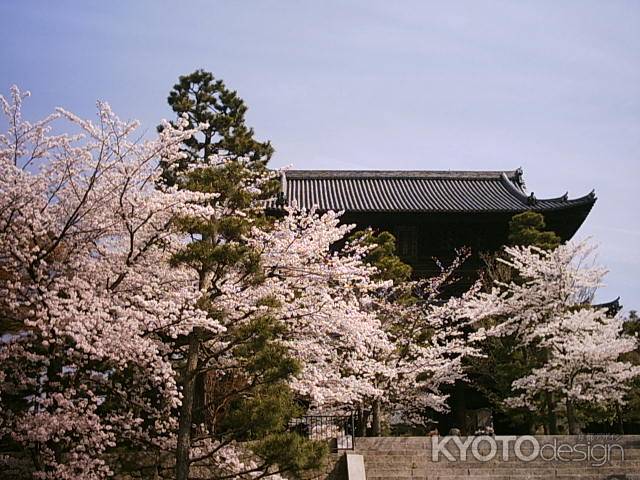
[354,435,640,480]
[8,436,638,479]
[1,448,345,480]
[109,450,344,480]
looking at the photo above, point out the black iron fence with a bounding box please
[289,413,355,450]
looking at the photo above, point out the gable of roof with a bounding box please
[271,168,595,214]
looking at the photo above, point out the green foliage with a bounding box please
[251,432,328,479]
[183,160,278,212]
[465,332,545,433]
[214,315,323,476]
[233,315,300,382]
[222,383,301,441]
[469,211,563,433]
[163,69,275,308]
[349,229,412,282]
[620,311,640,429]
[164,70,324,478]
[159,69,274,187]
[508,211,561,251]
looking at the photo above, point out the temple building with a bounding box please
[272,168,598,434]
[272,168,596,278]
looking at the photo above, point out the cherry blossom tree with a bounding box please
[247,209,396,409]
[254,219,485,434]
[342,230,486,434]
[0,86,214,479]
[0,86,336,480]
[1,83,538,480]
[372,255,486,431]
[466,241,640,434]
[0,86,338,480]
[507,308,640,433]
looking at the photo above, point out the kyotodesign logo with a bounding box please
[431,435,625,467]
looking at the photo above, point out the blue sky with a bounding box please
[1,1,639,309]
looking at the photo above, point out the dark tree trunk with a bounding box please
[46,349,64,466]
[176,330,201,480]
[566,399,580,435]
[545,392,558,435]
[356,406,369,437]
[524,415,537,435]
[454,382,466,434]
[371,399,381,437]
[616,405,625,434]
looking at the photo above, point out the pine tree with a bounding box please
[159,69,274,187]
[163,71,323,480]
[350,229,412,283]
[508,211,561,251]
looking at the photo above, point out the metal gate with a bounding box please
[289,413,355,450]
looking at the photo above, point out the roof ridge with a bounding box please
[283,169,521,180]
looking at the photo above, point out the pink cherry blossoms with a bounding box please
[465,241,640,432]
[2,85,636,478]
[0,86,216,478]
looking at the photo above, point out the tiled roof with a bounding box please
[593,297,622,317]
[270,169,596,213]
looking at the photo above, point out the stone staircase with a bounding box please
[353,436,640,480]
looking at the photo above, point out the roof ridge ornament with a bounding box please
[514,167,525,190]
[527,192,537,205]
[500,172,530,201]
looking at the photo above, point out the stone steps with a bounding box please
[360,457,640,464]
[363,474,640,479]
[352,435,640,480]
[366,477,640,480]
[365,468,639,475]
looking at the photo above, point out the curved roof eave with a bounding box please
[499,172,597,211]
